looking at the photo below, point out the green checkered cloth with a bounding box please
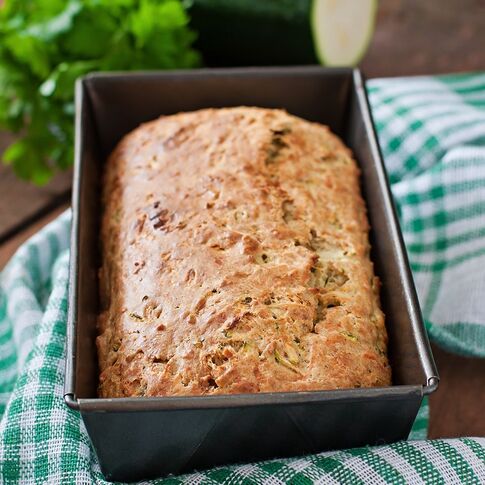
[1,73,485,484]
[368,73,485,358]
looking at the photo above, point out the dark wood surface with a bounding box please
[0,133,71,243]
[0,0,484,440]
[362,0,485,78]
[429,344,485,439]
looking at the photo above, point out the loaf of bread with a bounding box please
[97,107,391,397]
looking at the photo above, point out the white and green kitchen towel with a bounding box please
[1,72,485,484]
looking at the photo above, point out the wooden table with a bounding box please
[1,0,484,439]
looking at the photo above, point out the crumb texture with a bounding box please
[97,107,391,397]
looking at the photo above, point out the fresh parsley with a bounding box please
[0,0,200,184]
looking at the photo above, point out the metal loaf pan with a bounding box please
[65,67,439,482]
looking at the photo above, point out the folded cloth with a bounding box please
[368,73,485,357]
[1,73,485,484]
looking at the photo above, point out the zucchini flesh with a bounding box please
[312,0,377,66]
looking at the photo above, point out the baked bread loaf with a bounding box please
[97,107,391,397]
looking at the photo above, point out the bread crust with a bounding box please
[97,107,391,397]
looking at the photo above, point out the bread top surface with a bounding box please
[97,107,391,397]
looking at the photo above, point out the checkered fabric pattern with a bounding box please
[0,73,485,483]
[368,73,485,357]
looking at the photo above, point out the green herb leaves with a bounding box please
[0,0,200,184]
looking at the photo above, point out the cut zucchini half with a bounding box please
[311,0,378,66]
[189,0,377,67]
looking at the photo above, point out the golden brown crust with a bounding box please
[97,107,391,397]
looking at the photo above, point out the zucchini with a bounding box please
[189,0,377,66]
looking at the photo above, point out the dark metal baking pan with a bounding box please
[65,66,439,482]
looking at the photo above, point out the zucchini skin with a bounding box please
[188,0,319,66]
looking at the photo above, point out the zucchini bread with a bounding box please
[97,107,391,397]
